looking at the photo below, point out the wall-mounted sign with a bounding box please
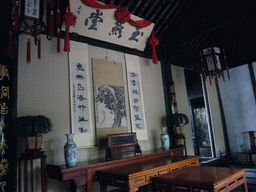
[24,0,40,20]
[65,0,154,51]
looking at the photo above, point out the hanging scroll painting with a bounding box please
[65,0,154,51]
[92,58,128,140]
[69,41,95,148]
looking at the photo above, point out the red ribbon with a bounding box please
[80,0,118,9]
[27,38,31,64]
[81,0,152,28]
[148,30,159,64]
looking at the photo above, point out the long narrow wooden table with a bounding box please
[47,147,186,192]
[97,156,200,192]
[153,166,248,192]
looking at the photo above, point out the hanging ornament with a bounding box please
[63,0,76,52]
[8,31,13,57]
[50,10,54,38]
[27,37,31,63]
[198,47,230,86]
[56,0,61,53]
[56,3,61,27]
[49,0,54,38]
[57,28,60,53]
[115,7,130,23]
[14,0,19,34]
[222,48,230,79]
[148,30,159,64]
[38,36,41,59]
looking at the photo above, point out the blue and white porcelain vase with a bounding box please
[64,134,77,168]
[160,127,170,151]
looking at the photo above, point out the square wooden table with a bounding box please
[153,166,248,192]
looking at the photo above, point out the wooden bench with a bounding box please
[105,132,142,161]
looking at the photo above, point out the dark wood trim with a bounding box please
[248,63,256,102]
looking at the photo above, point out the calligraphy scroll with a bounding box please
[70,61,90,134]
[128,72,145,130]
[69,41,95,148]
[125,54,148,140]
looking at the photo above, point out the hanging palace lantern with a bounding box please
[198,47,230,86]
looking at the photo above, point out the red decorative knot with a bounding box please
[115,7,130,23]
[148,35,159,47]
[63,12,76,26]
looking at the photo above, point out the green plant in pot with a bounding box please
[12,115,52,151]
[172,113,189,129]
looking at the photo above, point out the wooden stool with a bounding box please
[18,150,47,192]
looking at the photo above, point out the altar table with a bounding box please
[47,147,186,192]
[153,166,248,192]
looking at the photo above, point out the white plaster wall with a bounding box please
[219,64,256,152]
[204,78,225,156]
[139,57,167,151]
[171,65,195,156]
[17,35,166,191]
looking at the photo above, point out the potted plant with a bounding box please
[171,113,189,130]
[166,113,189,147]
[12,115,52,151]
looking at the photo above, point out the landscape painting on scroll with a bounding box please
[95,84,127,128]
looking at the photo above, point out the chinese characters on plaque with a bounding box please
[67,0,154,51]
[128,72,145,130]
[71,62,90,134]
[24,0,40,19]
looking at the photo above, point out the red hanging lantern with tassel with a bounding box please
[148,30,159,64]
[38,36,41,60]
[57,28,60,53]
[14,1,19,34]
[27,37,31,64]
[49,0,55,38]
[63,0,76,52]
